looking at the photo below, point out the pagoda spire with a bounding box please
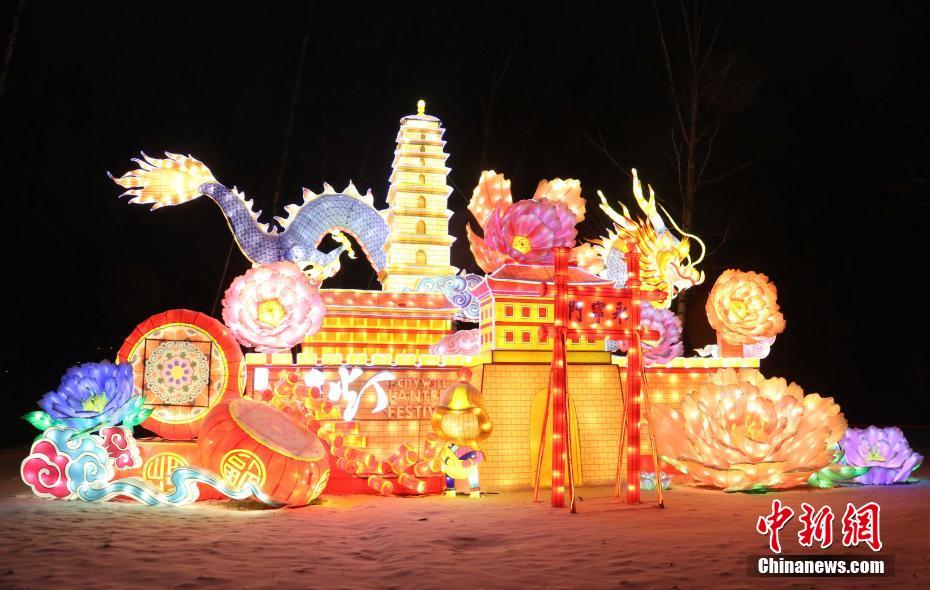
[379,100,458,291]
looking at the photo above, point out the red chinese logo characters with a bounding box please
[756,500,882,553]
[756,499,795,554]
[841,502,882,552]
[798,502,835,548]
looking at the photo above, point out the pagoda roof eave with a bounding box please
[400,114,441,123]
[470,263,612,298]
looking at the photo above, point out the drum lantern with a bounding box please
[198,398,330,506]
[118,309,244,440]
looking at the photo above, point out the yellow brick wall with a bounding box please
[617,369,717,460]
[475,363,722,489]
[478,364,550,487]
[567,365,625,483]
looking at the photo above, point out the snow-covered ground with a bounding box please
[0,447,927,589]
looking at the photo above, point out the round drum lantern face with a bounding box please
[228,400,326,461]
[118,310,245,440]
[144,341,211,405]
[199,399,330,506]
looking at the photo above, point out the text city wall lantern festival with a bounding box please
[19,101,921,511]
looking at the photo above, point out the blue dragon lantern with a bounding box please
[111,152,389,280]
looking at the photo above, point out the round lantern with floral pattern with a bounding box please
[118,309,245,440]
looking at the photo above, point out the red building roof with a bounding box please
[471,263,610,298]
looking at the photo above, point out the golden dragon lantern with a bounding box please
[575,169,706,308]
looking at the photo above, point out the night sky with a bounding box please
[1,1,928,445]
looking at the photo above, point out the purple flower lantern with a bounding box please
[840,426,923,485]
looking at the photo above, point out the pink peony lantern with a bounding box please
[466,170,582,272]
[652,369,847,491]
[483,200,577,265]
[222,262,325,353]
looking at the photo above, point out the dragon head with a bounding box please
[584,169,705,307]
[301,231,357,281]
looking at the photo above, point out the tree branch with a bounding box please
[699,153,761,185]
[674,129,685,199]
[680,0,697,71]
[697,117,721,181]
[583,126,632,178]
[652,0,688,138]
[698,0,734,74]
[708,204,741,256]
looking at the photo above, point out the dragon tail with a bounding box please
[110,152,216,209]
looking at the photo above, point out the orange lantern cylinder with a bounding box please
[118,309,245,440]
[397,473,427,494]
[198,399,330,506]
[413,460,434,478]
[367,475,393,495]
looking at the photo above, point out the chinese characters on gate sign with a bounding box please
[756,500,882,553]
[567,300,628,325]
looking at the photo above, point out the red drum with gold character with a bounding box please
[198,398,330,506]
[118,309,245,440]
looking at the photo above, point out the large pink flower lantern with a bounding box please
[652,369,846,491]
[483,199,577,265]
[466,171,582,273]
[222,262,325,353]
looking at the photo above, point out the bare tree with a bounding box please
[477,40,518,171]
[272,1,316,217]
[0,0,26,102]
[651,0,758,323]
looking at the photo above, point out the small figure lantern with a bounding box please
[431,370,492,498]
